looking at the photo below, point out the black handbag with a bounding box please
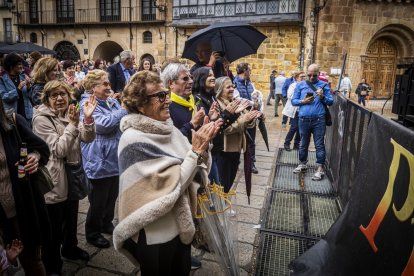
[65,161,91,200]
[305,81,332,126]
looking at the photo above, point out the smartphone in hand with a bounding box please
[306,92,314,98]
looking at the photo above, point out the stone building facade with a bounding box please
[4,0,414,97]
[311,0,414,98]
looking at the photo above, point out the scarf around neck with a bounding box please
[170,92,195,115]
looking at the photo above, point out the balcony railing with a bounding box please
[16,7,164,25]
[172,0,302,23]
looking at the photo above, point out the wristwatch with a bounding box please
[192,150,204,165]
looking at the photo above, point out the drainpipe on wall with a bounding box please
[40,0,44,46]
[129,0,133,50]
[299,0,306,69]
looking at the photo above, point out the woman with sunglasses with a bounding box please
[80,69,128,249]
[114,70,221,275]
[32,80,97,275]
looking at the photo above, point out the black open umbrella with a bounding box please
[182,21,267,63]
[0,42,56,55]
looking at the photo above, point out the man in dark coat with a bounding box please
[107,50,136,94]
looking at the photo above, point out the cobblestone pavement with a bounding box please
[61,102,285,276]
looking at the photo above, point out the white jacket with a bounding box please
[282,82,299,118]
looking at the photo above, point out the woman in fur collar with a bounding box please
[115,71,221,275]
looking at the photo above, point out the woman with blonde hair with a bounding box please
[81,69,127,248]
[29,57,59,106]
[215,76,260,193]
[32,80,97,275]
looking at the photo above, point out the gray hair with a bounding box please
[215,76,231,99]
[160,63,188,88]
[119,50,134,63]
[308,63,320,73]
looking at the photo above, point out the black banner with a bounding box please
[290,113,414,275]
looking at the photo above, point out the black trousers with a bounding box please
[124,229,191,276]
[85,176,119,238]
[284,113,300,147]
[218,151,241,193]
[42,200,79,274]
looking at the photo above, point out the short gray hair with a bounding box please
[308,63,320,73]
[119,50,134,62]
[160,63,188,88]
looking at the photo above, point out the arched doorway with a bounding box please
[93,41,123,64]
[362,39,397,98]
[54,41,80,61]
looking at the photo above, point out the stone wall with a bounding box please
[176,25,302,95]
[312,0,414,91]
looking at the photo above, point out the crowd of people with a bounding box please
[0,43,337,275]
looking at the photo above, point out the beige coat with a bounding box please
[217,98,255,153]
[32,104,96,204]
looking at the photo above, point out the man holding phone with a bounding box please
[291,64,334,181]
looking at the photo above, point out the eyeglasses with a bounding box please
[49,92,68,100]
[176,76,193,82]
[307,74,318,78]
[98,81,111,87]
[147,91,170,102]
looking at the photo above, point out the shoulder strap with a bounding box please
[306,80,317,91]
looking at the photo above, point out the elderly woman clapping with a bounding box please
[81,69,128,249]
[32,80,97,275]
[114,71,220,275]
[215,76,261,193]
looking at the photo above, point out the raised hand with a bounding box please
[225,99,240,114]
[208,101,220,121]
[191,108,205,129]
[235,100,250,114]
[68,104,80,127]
[245,110,261,122]
[83,95,98,120]
[191,121,217,155]
[6,239,23,265]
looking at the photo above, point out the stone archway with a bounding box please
[362,24,414,98]
[93,41,123,64]
[54,41,80,61]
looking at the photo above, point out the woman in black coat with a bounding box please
[0,99,51,276]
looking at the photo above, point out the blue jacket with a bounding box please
[80,94,128,179]
[282,77,294,98]
[0,73,33,124]
[234,76,254,100]
[292,80,334,118]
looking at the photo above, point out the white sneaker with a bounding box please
[293,164,308,174]
[312,170,325,181]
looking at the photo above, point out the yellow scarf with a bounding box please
[170,92,196,115]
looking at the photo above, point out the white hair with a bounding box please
[160,63,188,88]
[119,50,134,63]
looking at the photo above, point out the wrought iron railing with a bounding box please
[173,0,301,19]
[16,7,164,25]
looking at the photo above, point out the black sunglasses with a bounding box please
[147,91,170,102]
[307,74,318,78]
[176,76,193,82]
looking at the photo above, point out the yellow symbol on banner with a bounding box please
[359,138,414,275]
